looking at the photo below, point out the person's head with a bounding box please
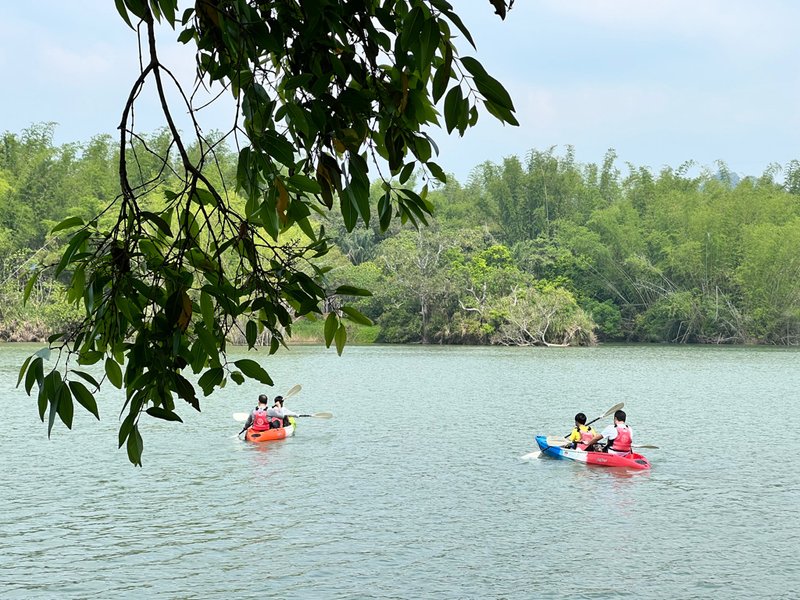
[257,394,268,407]
[273,396,284,407]
[574,412,587,425]
[614,409,626,423]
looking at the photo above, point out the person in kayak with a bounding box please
[583,409,633,455]
[567,413,598,450]
[267,396,299,429]
[243,395,271,431]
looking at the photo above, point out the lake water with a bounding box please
[1,343,798,599]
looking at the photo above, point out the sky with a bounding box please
[2,1,799,183]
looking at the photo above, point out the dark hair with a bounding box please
[614,409,626,422]
[258,394,268,404]
[274,395,283,403]
[574,412,587,425]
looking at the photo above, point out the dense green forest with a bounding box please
[3,123,800,346]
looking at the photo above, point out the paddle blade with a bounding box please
[301,412,332,419]
[586,402,625,426]
[520,451,541,460]
[544,436,570,447]
[232,412,249,422]
[283,384,302,399]
[602,402,625,418]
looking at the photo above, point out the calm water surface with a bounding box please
[1,344,798,599]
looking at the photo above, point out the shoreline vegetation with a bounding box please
[3,124,800,347]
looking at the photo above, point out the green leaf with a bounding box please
[324,313,338,348]
[334,323,347,356]
[413,136,432,162]
[427,161,447,183]
[17,355,32,388]
[230,372,245,385]
[335,285,373,297]
[69,380,100,419]
[141,211,174,235]
[174,374,199,410]
[444,86,463,134]
[54,229,91,277]
[77,350,104,366]
[483,99,520,127]
[443,8,476,49]
[73,370,100,390]
[146,406,183,422]
[340,189,358,231]
[25,357,43,395]
[56,384,74,429]
[233,359,274,386]
[114,0,135,29]
[401,6,425,50]
[245,320,258,348]
[378,191,392,232]
[341,306,374,326]
[262,131,296,168]
[156,0,177,25]
[47,394,59,437]
[461,56,515,111]
[197,325,219,361]
[191,188,218,207]
[287,174,322,194]
[105,358,123,389]
[51,216,85,234]
[126,425,144,466]
[419,17,440,69]
[177,27,194,44]
[37,384,48,421]
[198,367,224,395]
[432,44,453,103]
[22,270,41,306]
[399,162,415,185]
[200,290,215,329]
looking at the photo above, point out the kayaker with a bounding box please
[567,412,598,450]
[583,409,633,455]
[243,395,271,431]
[267,396,299,429]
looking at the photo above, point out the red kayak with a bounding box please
[535,435,650,469]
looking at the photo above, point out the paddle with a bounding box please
[297,412,333,419]
[232,411,333,422]
[539,436,659,449]
[586,402,624,427]
[282,384,302,400]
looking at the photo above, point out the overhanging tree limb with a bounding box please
[20,0,517,464]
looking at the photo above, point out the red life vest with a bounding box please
[252,408,270,431]
[610,425,632,453]
[268,416,283,429]
[576,426,596,450]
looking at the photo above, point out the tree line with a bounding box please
[3,124,800,346]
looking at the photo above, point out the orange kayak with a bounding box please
[244,422,295,443]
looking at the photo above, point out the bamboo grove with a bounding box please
[3,124,800,348]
